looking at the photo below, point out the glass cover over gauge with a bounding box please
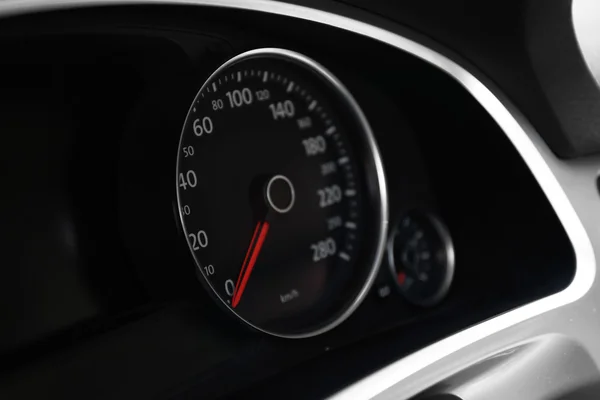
[388,210,455,307]
[176,48,387,338]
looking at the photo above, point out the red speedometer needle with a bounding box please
[231,221,270,308]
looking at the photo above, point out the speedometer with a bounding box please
[176,48,387,338]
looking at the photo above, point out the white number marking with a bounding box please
[297,116,312,130]
[225,279,235,296]
[178,170,197,190]
[189,229,208,250]
[193,117,213,136]
[226,88,253,108]
[255,89,270,101]
[321,161,337,176]
[317,185,343,208]
[182,146,195,157]
[327,216,343,230]
[302,135,327,156]
[212,99,224,110]
[310,237,337,262]
[269,100,295,120]
[204,264,215,275]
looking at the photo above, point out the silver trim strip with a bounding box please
[573,0,600,87]
[0,1,594,398]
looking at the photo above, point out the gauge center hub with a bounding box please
[266,174,295,214]
[401,246,420,270]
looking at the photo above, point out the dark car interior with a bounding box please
[1,1,597,399]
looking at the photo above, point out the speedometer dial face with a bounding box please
[176,49,387,338]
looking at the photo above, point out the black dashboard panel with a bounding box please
[0,4,575,400]
[339,0,600,158]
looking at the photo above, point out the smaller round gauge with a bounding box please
[388,210,454,307]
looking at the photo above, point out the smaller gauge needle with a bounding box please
[232,221,270,308]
